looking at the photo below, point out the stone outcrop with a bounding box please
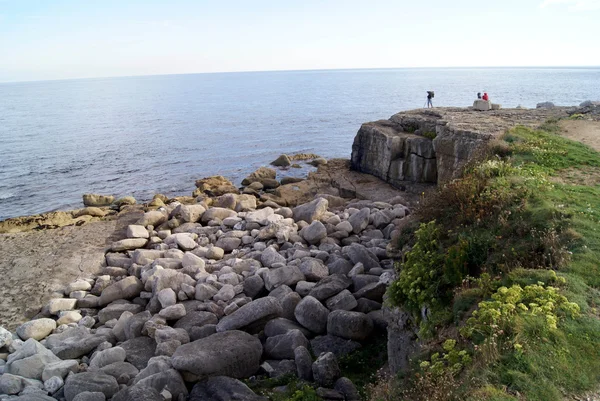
[351,107,574,185]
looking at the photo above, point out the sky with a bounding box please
[0,0,599,82]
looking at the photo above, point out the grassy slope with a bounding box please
[380,121,600,401]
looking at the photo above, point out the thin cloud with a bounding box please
[540,0,600,10]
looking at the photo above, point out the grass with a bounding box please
[381,121,600,401]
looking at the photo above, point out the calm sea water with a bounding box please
[1,67,599,220]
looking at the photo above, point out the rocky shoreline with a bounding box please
[0,159,411,400]
[3,103,598,401]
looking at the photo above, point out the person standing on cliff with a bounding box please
[426,91,434,108]
[482,92,489,101]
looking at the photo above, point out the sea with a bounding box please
[1,67,599,221]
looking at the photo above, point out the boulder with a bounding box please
[16,319,57,341]
[89,347,126,370]
[119,337,157,370]
[292,198,328,223]
[216,297,282,332]
[126,225,149,239]
[83,194,114,207]
[343,243,380,271]
[242,167,276,186]
[180,204,207,223]
[299,258,329,281]
[243,275,265,298]
[99,276,143,306]
[195,176,239,196]
[189,376,268,401]
[171,331,262,378]
[300,220,327,244]
[201,207,237,224]
[264,265,305,291]
[294,296,329,334]
[325,289,358,311]
[294,346,313,381]
[264,318,311,338]
[98,302,143,324]
[312,352,341,387]
[311,335,361,358]
[64,372,119,401]
[334,377,361,401]
[348,208,370,234]
[265,329,309,360]
[260,246,286,267]
[308,274,352,301]
[110,238,148,252]
[327,310,374,341]
[111,386,163,401]
[473,99,492,111]
[42,360,79,381]
[173,311,219,333]
[47,298,77,315]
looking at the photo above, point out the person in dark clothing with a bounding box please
[477,92,482,99]
[426,91,434,108]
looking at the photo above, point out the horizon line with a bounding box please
[1,64,599,85]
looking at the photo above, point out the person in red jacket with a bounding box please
[482,92,489,101]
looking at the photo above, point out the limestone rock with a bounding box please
[264,265,305,291]
[171,331,262,378]
[312,352,341,387]
[294,296,329,334]
[308,274,352,301]
[64,372,119,401]
[83,194,114,207]
[110,238,148,252]
[16,319,57,341]
[292,198,328,223]
[327,310,374,341]
[265,329,309,360]
[299,258,329,282]
[216,297,282,332]
[189,376,268,401]
[242,167,276,186]
[195,175,239,196]
[300,220,327,244]
[99,276,143,306]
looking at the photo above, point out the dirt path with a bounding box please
[560,120,600,152]
[0,207,142,330]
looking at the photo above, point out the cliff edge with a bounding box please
[351,106,575,185]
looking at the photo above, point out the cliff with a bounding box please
[351,107,575,185]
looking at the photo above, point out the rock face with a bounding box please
[171,331,262,378]
[351,107,572,185]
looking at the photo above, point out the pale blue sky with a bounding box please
[0,0,599,82]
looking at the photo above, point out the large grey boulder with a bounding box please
[264,266,305,291]
[48,331,109,360]
[5,339,61,380]
[348,208,370,234]
[292,198,328,223]
[99,276,143,306]
[343,243,380,271]
[98,302,143,324]
[294,346,313,381]
[264,329,309,360]
[311,335,361,358]
[327,310,374,341]
[201,207,237,223]
[189,376,268,401]
[100,361,139,384]
[312,352,341,387]
[111,385,163,401]
[173,311,218,333]
[16,319,57,341]
[216,297,282,332]
[300,221,327,244]
[89,347,126,370]
[294,296,329,334]
[308,274,352,301]
[299,258,329,281]
[119,337,156,370]
[110,238,148,252]
[133,369,188,399]
[335,377,361,401]
[64,372,119,401]
[243,275,265,298]
[171,331,262,378]
[264,318,311,338]
[325,289,358,311]
[42,360,79,381]
[260,246,286,267]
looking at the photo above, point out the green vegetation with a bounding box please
[422,131,437,139]
[378,121,600,400]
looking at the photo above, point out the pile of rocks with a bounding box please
[0,185,408,400]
